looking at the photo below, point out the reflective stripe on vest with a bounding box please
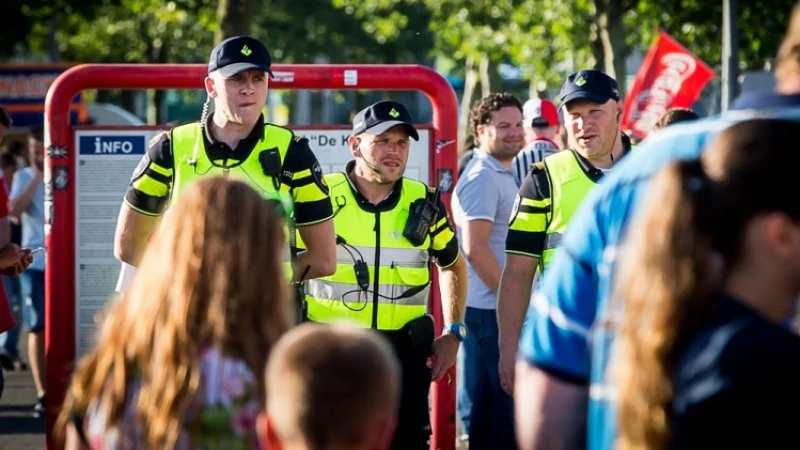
[306,281,430,306]
[304,172,432,330]
[541,151,596,268]
[170,121,295,273]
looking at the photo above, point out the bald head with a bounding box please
[261,323,401,450]
[776,1,800,93]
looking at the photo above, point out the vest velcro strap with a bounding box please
[544,232,563,250]
[307,280,429,306]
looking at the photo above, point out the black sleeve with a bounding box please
[430,197,459,268]
[505,166,551,257]
[281,137,334,226]
[123,132,174,216]
[518,165,551,200]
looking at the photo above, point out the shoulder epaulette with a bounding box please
[530,161,545,172]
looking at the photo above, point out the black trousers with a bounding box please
[382,316,435,450]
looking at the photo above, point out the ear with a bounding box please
[373,416,398,450]
[204,76,218,98]
[762,213,800,260]
[348,135,361,157]
[258,414,284,450]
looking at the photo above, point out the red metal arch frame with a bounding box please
[44,64,459,449]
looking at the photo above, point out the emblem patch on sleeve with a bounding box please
[312,161,329,193]
[130,154,150,182]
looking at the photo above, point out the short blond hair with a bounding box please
[266,323,401,449]
[776,1,800,83]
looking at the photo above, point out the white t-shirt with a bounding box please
[115,263,138,293]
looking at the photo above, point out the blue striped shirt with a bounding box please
[518,92,800,450]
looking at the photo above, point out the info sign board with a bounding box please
[73,129,162,356]
[73,126,430,357]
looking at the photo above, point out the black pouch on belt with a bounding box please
[404,314,435,358]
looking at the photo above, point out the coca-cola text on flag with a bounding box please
[621,32,715,139]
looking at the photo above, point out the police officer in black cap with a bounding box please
[302,100,468,449]
[498,69,632,398]
[114,36,337,289]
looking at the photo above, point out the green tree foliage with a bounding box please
[629,0,797,72]
[323,0,434,63]
[25,0,217,64]
[505,0,598,94]
[5,0,795,123]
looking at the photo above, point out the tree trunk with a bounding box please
[528,76,539,100]
[459,55,478,153]
[153,38,169,124]
[479,54,491,98]
[590,22,605,71]
[594,0,628,96]
[120,90,139,120]
[216,0,255,42]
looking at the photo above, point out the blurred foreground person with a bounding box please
[615,119,800,449]
[61,177,292,449]
[260,323,401,450]
[514,3,800,447]
[651,107,699,133]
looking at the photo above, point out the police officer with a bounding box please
[496,70,631,395]
[302,100,468,450]
[113,36,336,283]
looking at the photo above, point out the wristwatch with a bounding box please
[444,322,468,342]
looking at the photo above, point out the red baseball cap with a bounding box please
[523,98,559,127]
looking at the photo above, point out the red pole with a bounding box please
[44,64,458,450]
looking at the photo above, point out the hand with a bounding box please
[0,243,24,270]
[32,165,44,180]
[0,246,32,277]
[19,248,33,270]
[499,345,517,396]
[427,333,460,381]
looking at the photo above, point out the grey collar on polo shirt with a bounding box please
[473,148,512,173]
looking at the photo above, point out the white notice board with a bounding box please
[73,126,430,357]
[293,128,430,182]
[74,130,161,357]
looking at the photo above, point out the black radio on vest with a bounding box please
[403,188,440,247]
[259,148,282,178]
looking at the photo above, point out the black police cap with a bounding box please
[559,70,620,107]
[351,101,419,141]
[208,36,273,78]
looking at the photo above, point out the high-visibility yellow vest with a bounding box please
[540,150,597,268]
[170,122,292,201]
[305,172,432,330]
[170,121,295,274]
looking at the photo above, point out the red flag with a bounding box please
[621,32,715,139]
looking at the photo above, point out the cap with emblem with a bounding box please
[351,101,419,141]
[522,98,560,127]
[559,70,619,108]
[208,36,273,78]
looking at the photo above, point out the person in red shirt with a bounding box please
[0,108,34,398]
